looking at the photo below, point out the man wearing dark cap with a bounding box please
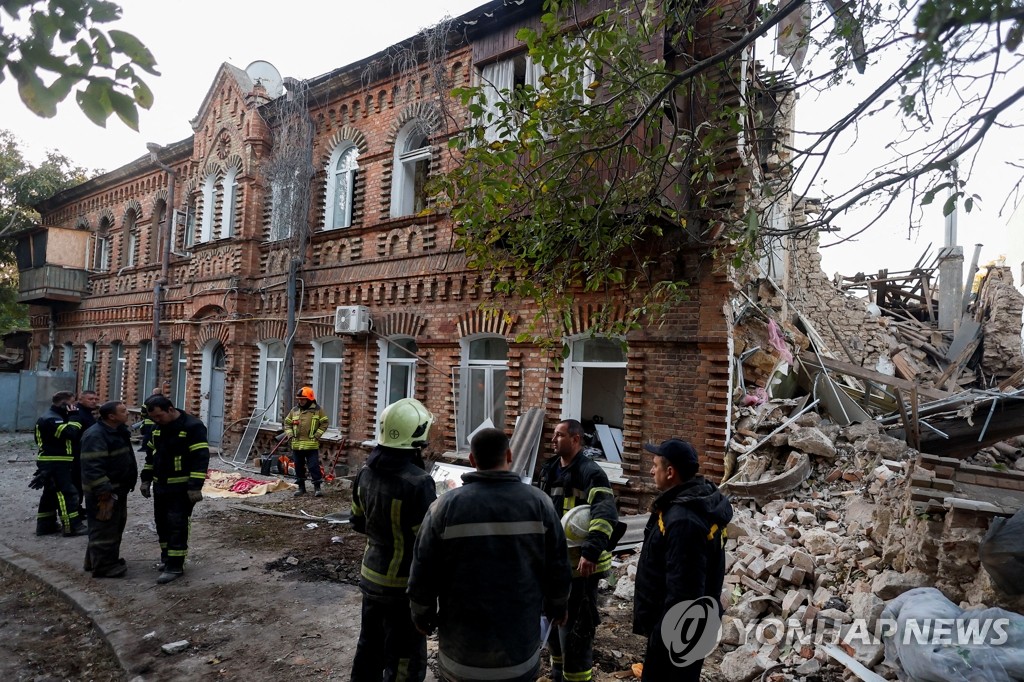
[633,439,733,682]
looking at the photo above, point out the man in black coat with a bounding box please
[633,439,733,682]
[80,400,138,578]
[409,427,571,682]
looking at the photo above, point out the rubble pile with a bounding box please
[605,252,1024,680]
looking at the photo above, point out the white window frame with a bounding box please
[109,341,125,401]
[257,340,286,425]
[171,341,187,408]
[390,122,432,218]
[375,336,418,426]
[313,338,344,431]
[138,340,154,405]
[560,334,627,422]
[62,342,74,373]
[199,173,217,243]
[184,198,196,248]
[126,231,138,267]
[220,167,238,238]
[325,144,358,230]
[457,335,508,450]
[82,341,97,393]
[478,53,544,143]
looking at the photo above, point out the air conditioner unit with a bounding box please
[335,305,371,334]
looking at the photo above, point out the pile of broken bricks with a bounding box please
[606,398,1024,681]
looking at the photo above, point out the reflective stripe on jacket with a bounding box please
[284,403,328,451]
[538,451,619,577]
[350,445,435,596]
[80,421,139,496]
[140,410,210,493]
[35,406,81,463]
[409,470,571,681]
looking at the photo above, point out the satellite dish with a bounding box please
[245,60,284,99]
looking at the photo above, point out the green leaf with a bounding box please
[132,79,154,109]
[76,82,112,127]
[942,194,957,217]
[108,88,139,129]
[108,29,159,74]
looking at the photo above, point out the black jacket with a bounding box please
[140,411,210,493]
[633,476,734,637]
[537,451,618,576]
[408,470,571,681]
[350,445,436,598]
[35,405,82,463]
[80,421,138,496]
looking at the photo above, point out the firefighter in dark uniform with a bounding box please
[72,390,100,518]
[350,398,436,682]
[139,394,209,585]
[34,390,86,536]
[80,400,138,578]
[537,419,619,682]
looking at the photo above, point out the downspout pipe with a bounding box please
[147,143,177,395]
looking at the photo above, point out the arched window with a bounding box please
[62,342,74,373]
[376,337,418,427]
[257,340,286,423]
[199,173,217,243]
[138,340,154,404]
[220,167,238,238]
[184,196,197,248]
[325,144,358,230]
[170,341,187,408]
[458,336,508,448]
[122,209,138,267]
[93,217,112,271]
[82,341,97,393]
[390,121,431,218]
[109,341,125,400]
[313,339,344,429]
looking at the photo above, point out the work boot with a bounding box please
[36,522,60,536]
[157,570,184,584]
[313,483,323,498]
[93,561,128,579]
[293,481,306,497]
[63,520,86,537]
[154,562,166,572]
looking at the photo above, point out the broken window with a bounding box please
[325,144,358,230]
[314,338,344,430]
[561,335,626,437]
[377,337,418,428]
[457,336,508,449]
[258,340,286,423]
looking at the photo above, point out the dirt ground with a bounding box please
[0,432,658,681]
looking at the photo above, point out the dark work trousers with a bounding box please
[85,491,129,576]
[351,593,427,682]
[153,491,196,572]
[292,449,323,485]
[72,452,85,514]
[642,629,703,682]
[36,461,81,533]
[547,573,602,682]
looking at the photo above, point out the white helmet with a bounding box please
[561,505,591,547]
[378,398,433,449]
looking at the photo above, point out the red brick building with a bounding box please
[16,0,752,511]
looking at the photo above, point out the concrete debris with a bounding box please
[788,427,837,459]
[161,640,190,655]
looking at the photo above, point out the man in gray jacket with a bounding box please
[409,428,571,682]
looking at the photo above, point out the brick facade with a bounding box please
[23,0,752,513]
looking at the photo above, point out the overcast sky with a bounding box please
[2,0,1020,280]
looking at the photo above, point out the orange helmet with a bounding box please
[296,386,315,401]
